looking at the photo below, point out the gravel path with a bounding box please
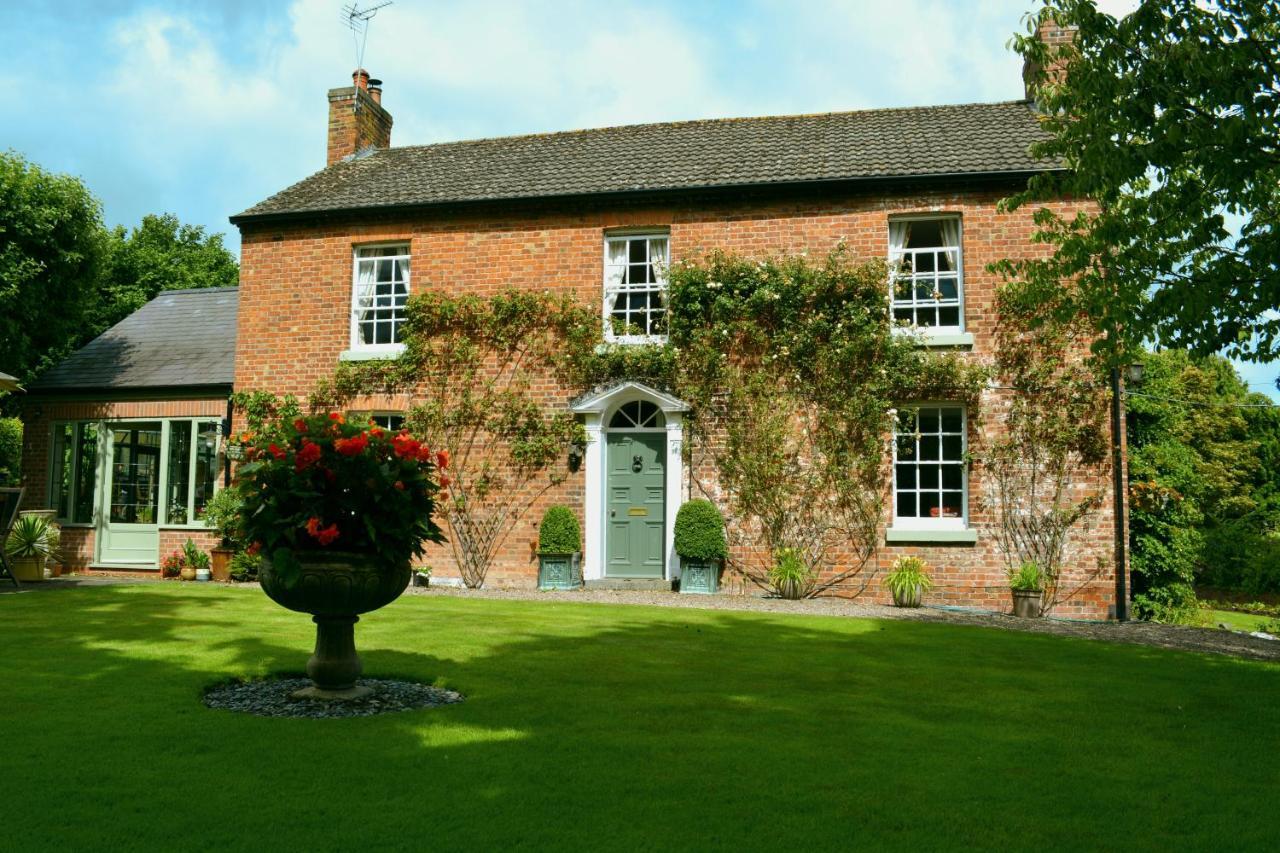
[405,585,1280,663]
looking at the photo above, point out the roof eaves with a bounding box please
[229,166,1062,227]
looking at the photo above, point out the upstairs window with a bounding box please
[889,218,963,332]
[352,245,410,351]
[604,233,669,344]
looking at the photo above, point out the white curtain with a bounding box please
[354,257,376,342]
[606,239,628,292]
[888,220,910,255]
[939,218,961,271]
[648,237,669,282]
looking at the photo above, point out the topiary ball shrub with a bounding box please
[674,499,727,562]
[538,505,581,555]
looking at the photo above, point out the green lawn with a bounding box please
[3,585,1278,852]
[1207,608,1275,633]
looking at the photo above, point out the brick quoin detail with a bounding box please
[234,183,1123,618]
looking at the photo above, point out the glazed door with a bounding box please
[605,432,665,578]
[97,423,162,566]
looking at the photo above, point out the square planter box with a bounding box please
[679,559,719,594]
[538,553,581,590]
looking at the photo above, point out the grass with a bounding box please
[3,585,1279,852]
[1207,607,1275,633]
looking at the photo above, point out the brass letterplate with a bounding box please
[627,507,648,517]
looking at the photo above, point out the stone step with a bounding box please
[583,578,675,592]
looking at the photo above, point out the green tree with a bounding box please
[1127,350,1278,619]
[1003,1,1280,364]
[92,213,239,340]
[0,151,106,385]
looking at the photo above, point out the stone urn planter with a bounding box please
[259,550,411,699]
[537,552,581,590]
[1011,589,1043,618]
[891,583,924,608]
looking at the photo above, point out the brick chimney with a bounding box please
[326,68,393,165]
[1022,18,1077,104]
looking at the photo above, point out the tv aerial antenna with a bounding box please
[341,1,392,110]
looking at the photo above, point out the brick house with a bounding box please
[18,288,235,571]
[225,54,1122,617]
[18,28,1124,617]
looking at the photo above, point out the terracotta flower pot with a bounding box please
[210,547,234,582]
[259,550,410,698]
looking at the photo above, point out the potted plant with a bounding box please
[184,539,211,582]
[4,514,60,582]
[201,488,243,582]
[768,547,814,600]
[228,550,260,582]
[413,566,431,587]
[161,549,184,579]
[235,412,445,698]
[883,555,933,608]
[674,499,726,594]
[19,510,61,577]
[1009,561,1044,617]
[536,505,581,590]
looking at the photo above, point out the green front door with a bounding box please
[97,422,162,566]
[606,432,665,578]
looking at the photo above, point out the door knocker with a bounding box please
[632,455,644,473]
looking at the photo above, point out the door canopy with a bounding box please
[570,380,689,419]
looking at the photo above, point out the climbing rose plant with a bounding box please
[232,411,446,586]
[668,247,988,597]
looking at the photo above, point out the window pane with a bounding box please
[166,423,192,525]
[920,465,939,489]
[941,410,963,432]
[920,492,941,517]
[897,492,918,518]
[193,422,219,519]
[942,465,963,490]
[110,424,161,525]
[919,436,940,461]
[51,424,73,519]
[72,424,98,524]
[939,307,960,327]
[894,464,916,489]
[918,410,940,433]
[942,435,963,461]
[942,492,964,517]
[628,239,647,263]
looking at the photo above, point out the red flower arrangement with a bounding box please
[231,412,446,585]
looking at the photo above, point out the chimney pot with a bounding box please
[352,68,370,90]
[368,78,383,105]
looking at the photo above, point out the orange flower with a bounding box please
[246,542,262,556]
[305,516,340,546]
[392,432,420,459]
[293,418,309,433]
[439,473,452,488]
[328,412,345,424]
[334,433,369,456]
[267,442,288,461]
[394,480,405,491]
[435,449,450,470]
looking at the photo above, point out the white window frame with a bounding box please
[888,215,964,336]
[891,404,969,531]
[603,231,670,345]
[48,417,221,530]
[350,243,411,355]
[353,411,407,432]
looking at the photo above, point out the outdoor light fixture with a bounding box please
[1126,362,1145,385]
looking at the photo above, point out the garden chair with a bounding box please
[0,487,24,589]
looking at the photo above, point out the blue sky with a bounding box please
[2,0,1274,397]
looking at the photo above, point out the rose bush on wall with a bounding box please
[231,411,446,585]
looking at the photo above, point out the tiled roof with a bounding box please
[29,288,238,393]
[233,100,1057,222]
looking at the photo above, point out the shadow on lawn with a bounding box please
[4,585,1279,851]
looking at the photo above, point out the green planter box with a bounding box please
[538,553,581,590]
[679,559,719,594]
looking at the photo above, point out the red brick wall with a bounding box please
[234,183,1124,617]
[18,396,227,574]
